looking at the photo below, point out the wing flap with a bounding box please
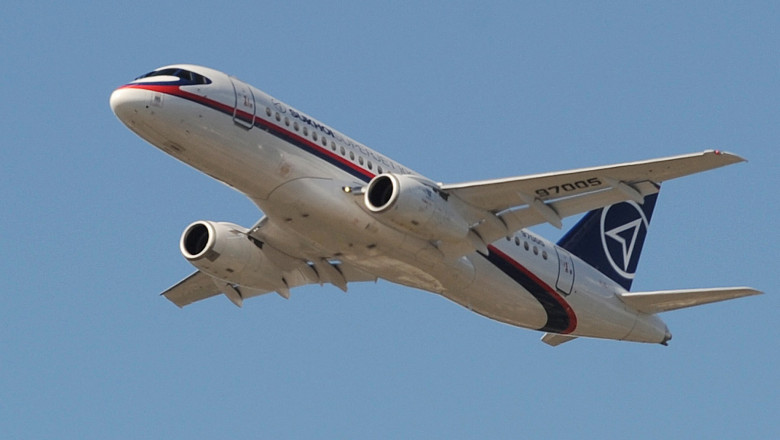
[619,287,762,314]
[162,260,378,308]
[474,182,661,244]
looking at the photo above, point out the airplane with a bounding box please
[110,64,761,346]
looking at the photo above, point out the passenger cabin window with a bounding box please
[135,68,211,85]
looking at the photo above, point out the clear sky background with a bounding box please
[2,2,777,438]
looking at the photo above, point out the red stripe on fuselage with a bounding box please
[118,83,376,182]
[487,245,578,334]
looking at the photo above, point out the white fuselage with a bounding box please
[110,65,669,343]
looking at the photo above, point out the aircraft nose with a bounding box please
[109,86,151,122]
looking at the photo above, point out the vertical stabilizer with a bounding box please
[557,190,660,291]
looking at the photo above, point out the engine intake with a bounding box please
[364,174,469,241]
[180,220,283,289]
[182,222,213,258]
[365,174,396,211]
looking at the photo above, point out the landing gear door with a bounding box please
[555,246,575,296]
[230,77,256,129]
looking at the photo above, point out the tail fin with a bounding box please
[557,189,660,291]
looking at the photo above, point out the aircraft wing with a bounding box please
[440,150,744,244]
[163,261,378,308]
[162,270,222,307]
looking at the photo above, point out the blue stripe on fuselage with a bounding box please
[479,245,577,334]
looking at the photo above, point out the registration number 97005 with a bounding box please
[534,177,602,198]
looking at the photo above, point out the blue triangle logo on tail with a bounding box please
[557,191,660,291]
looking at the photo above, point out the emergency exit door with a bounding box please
[555,247,575,296]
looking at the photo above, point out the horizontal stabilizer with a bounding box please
[619,287,762,314]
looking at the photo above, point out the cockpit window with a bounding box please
[134,68,211,85]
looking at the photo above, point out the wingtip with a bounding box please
[161,292,186,308]
[706,149,747,163]
[741,287,763,297]
[720,286,763,297]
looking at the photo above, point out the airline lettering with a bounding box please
[282,103,409,174]
[520,231,547,248]
[289,108,335,137]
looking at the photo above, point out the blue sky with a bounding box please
[2,1,777,438]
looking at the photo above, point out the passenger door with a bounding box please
[230,77,256,129]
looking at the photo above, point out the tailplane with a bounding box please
[557,189,660,291]
[618,287,762,314]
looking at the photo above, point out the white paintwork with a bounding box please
[110,64,761,345]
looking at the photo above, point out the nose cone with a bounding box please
[109,86,150,124]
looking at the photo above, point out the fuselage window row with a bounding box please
[263,105,378,175]
[507,235,547,260]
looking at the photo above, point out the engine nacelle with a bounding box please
[364,174,469,241]
[180,220,281,289]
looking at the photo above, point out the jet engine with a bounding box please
[180,220,282,289]
[363,174,469,241]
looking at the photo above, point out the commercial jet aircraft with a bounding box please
[110,64,761,346]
